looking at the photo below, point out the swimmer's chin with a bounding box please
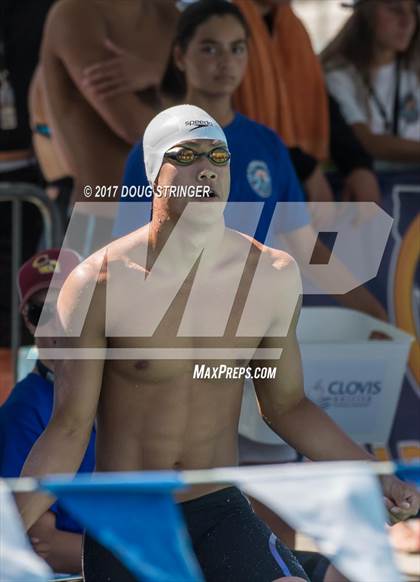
[194,189,222,201]
[168,188,222,201]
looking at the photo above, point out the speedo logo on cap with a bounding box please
[185,120,214,131]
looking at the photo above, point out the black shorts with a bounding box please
[83,486,329,581]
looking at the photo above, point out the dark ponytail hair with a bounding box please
[161,0,249,100]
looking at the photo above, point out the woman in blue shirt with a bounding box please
[114,0,309,242]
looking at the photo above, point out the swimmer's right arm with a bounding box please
[29,510,83,573]
[43,1,156,143]
[17,261,106,530]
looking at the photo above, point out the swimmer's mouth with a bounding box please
[206,189,218,199]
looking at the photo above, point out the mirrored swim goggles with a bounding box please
[163,145,231,166]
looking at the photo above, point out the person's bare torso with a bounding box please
[77,226,287,501]
[41,0,176,196]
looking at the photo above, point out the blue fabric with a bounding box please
[113,112,309,242]
[395,463,420,488]
[42,473,204,582]
[0,372,96,533]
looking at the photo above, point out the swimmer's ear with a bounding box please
[173,44,186,72]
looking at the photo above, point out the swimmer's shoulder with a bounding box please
[59,232,149,302]
[228,229,302,296]
[55,248,108,333]
[106,225,149,263]
[229,229,300,273]
[78,227,150,281]
[61,247,109,298]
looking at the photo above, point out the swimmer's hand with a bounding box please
[82,39,161,99]
[381,475,420,525]
[30,536,51,561]
[28,510,54,561]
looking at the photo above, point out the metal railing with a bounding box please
[0,182,64,382]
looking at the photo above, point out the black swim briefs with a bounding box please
[83,486,330,581]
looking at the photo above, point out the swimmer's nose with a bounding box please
[198,169,217,181]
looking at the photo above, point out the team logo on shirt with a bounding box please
[400,92,419,124]
[246,160,272,198]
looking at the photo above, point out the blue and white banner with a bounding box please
[38,462,403,582]
[235,462,402,582]
[41,471,204,582]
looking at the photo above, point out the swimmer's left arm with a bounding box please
[250,255,366,461]
[251,296,372,464]
[251,258,419,520]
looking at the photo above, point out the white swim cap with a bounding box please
[143,105,228,185]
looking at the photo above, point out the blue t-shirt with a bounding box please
[113,112,309,242]
[0,372,96,533]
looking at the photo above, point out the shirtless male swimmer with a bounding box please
[17,106,420,582]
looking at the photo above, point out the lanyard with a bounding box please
[365,59,401,136]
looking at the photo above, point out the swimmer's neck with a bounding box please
[184,89,235,128]
[147,215,225,272]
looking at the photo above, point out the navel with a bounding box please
[134,360,150,370]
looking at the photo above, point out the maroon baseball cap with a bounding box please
[18,248,81,309]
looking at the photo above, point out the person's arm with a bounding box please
[42,1,156,144]
[329,94,382,206]
[251,262,419,520]
[287,148,336,227]
[351,122,420,164]
[283,224,388,321]
[16,259,107,530]
[326,68,420,164]
[81,38,161,100]
[341,168,382,209]
[328,93,374,176]
[268,135,386,320]
[251,261,370,462]
[0,382,83,571]
[303,164,337,229]
[288,147,318,183]
[29,510,83,574]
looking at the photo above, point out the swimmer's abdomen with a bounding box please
[95,364,242,473]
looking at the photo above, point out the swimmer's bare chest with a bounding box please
[93,254,270,493]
